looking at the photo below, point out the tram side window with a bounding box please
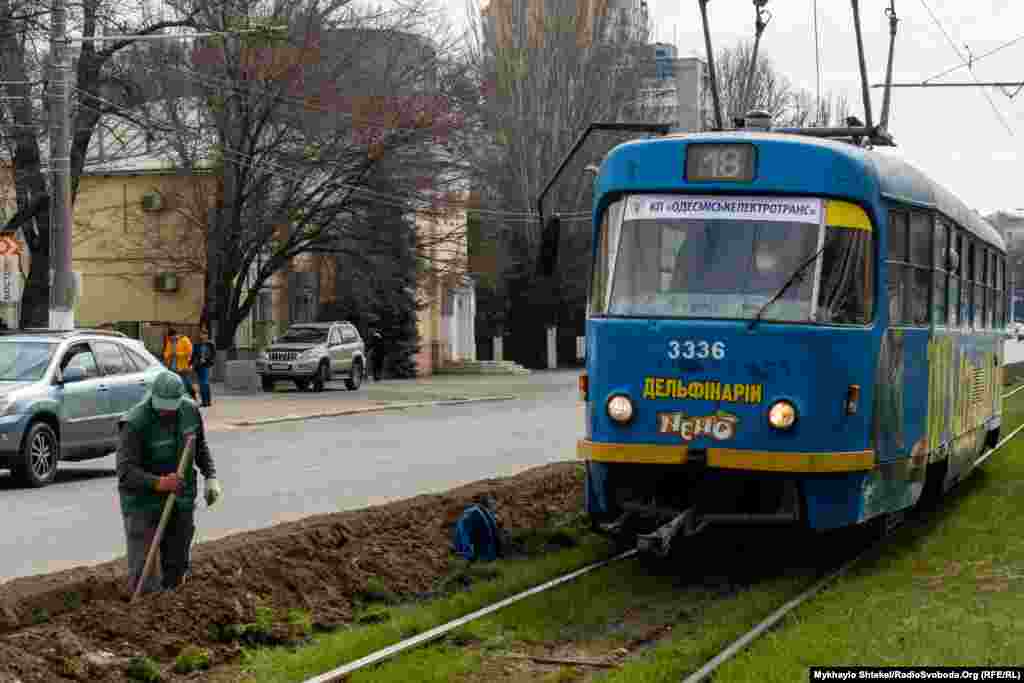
[933,219,948,326]
[960,233,971,328]
[983,249,992,329]
[817,224,873,324]
[886,210,930,327]
[1003,257,1008,327]
[998,256,1006,327]
[589,199,623,315]
[973,244,985,329]
[886,211,909,325]
[949,230,962,328]
[590,215,611,315]
[908,211,932,326]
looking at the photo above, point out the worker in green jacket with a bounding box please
[117,371,223,595]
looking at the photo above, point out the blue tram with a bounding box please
[546,130,1008,551]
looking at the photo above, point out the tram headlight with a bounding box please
[607,395,634,424]
[768,400,797,430]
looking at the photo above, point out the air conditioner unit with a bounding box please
[154,272,178,292]
[141,191,164,212]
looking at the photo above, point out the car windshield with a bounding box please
[278,327,328,343]
[591,195,873,324]
[0,341,59,381]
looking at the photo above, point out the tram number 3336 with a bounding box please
[668,340,725,360]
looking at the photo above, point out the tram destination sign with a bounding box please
[625,195,821,224]
[686,143,756,182]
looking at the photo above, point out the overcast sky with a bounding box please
[448,1,1024,214]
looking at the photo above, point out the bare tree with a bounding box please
[707,40,853,129]
[0,0,199,327]
[463,0,657,362]
[708,40,793,125]
[91,0,475,350]
[787,89,852,128]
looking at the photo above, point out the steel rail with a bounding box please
[681,399,1024,683]
[301,548,638,683]
[1003,383,1024,400]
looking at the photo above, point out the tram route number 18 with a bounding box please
[668,340,725,360]
[699,148,742,177]
[686,143,755,182]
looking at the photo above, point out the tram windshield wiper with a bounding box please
[747,233,835,331]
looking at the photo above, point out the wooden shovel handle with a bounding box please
[131,434,195,603]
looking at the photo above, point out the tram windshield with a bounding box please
[592,197,873,324]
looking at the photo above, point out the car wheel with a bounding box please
[346,359,363,391]
[294,379,310,391]
[313,362,329,392]
[261,377,275,392]
[17,421,59,488]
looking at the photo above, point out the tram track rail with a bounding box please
[680,396,1024,683]
[299,388,1024,683]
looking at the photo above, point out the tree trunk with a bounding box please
[19,205,51,328]
[1,0,52,329]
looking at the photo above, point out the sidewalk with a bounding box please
[201,369,579,431]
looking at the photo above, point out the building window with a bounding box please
[255,290,273,322]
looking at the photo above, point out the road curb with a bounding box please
[228,395,519,427]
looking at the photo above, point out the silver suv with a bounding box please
[0,329,165,487]
[256,322,366,392]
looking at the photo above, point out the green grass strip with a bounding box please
[238,535,618,682]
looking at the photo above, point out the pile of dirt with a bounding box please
[0,462,585,682]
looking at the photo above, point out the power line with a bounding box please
[922,32,1024,84]
[916,0,1014,136]
[812,0,821,124]
[873,81,1024,88]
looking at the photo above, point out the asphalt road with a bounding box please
[1,372,584,583]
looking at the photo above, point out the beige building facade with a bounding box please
[414,190,476,376]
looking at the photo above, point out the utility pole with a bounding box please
[48,0,74,330]
[44,25,281,333]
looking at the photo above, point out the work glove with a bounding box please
[155,474,185,496]
[204,478,223,507]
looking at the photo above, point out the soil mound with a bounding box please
[0,462,584,682]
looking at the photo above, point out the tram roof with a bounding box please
[604,131,1005,251]
[868,146,1005,251]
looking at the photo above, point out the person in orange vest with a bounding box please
[163,328,196,400]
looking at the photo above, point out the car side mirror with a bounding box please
[60,367,86,384]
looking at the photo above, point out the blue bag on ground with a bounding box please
[452,504,501,562]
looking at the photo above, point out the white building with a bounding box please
[629,43,709,132]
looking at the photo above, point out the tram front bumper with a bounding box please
[577,440,875,473]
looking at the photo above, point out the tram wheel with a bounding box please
[914,460,948,516]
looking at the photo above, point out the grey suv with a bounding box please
[0,329,165,487]
[256,322,365,392]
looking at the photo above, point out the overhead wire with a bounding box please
[922,31,1024,84]
[917,0,1014,136]
[812,0,822,125]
